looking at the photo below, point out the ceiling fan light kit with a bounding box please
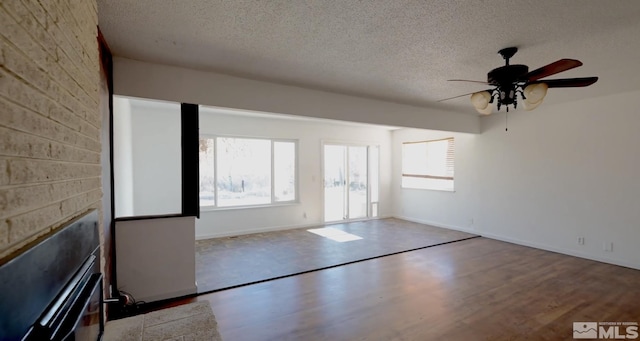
[444,47,598,115]
[522,83,548,111]
[471,91,493,115]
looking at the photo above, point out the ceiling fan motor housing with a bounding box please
[487,64,529,85]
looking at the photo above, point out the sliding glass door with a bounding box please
[323,144,378,222]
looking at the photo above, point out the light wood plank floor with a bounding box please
[180,237,640,340]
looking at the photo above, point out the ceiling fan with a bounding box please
[439,47,598,115]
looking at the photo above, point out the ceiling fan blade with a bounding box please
[524,59,583,81]
[447,79,490,85]
[437,89,492,102]
[532,77,598,88]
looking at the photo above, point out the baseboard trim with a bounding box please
[392,215,639,270]
[479,231,640,271]
[138,286,198,303]
[196,215,394,240]
[392,215,478,235]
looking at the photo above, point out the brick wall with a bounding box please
[0,1,102,261]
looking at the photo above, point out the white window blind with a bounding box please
[402,137,454,191]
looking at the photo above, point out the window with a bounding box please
[401,137,454,191]
[199,136,297,208]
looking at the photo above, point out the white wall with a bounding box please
[113,57,479,134]
[475,90,640,270]
[113,97,183,217]
[392,129,478,233]
[197,107,393,239]
[393,90,640,270]
[115,217,197,302]
[129,99,182,216]
[113,97,134,217]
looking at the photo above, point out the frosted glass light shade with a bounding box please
[471,91,493,115]
[523,83,548,111]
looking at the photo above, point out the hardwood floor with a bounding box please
[196,218,477,293]
[176,237,640,340]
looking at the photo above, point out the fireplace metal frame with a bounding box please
[0,209,103,341]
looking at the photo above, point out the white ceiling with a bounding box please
[98,0,640,114]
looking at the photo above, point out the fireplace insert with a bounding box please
[0,210,103,341]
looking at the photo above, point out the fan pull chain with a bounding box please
[505,111,508,131]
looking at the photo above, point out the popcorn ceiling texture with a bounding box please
[97,0,640,113]
[0,1,101,261]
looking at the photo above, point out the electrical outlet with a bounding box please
[603,242,613,252]
[577,237,585,245]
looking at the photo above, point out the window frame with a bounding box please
[199,134,299,210]
[401,137,455,192]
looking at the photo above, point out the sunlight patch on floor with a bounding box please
[307,227,363,242]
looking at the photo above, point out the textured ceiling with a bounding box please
[98,0,640,114]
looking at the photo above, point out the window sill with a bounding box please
[200,201,300,212]
[401,186,456,193]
